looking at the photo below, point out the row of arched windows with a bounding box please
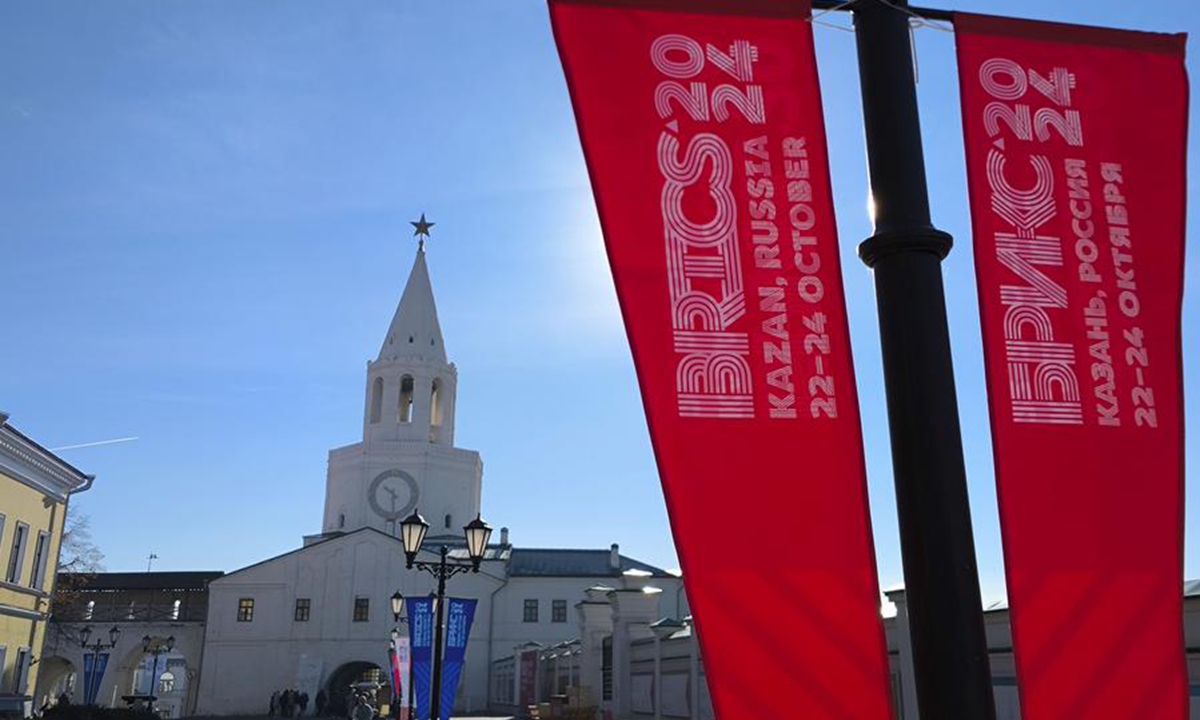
[369,375,444,426]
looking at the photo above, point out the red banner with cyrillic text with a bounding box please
[549,1,893,717]
[956,14,1188,719]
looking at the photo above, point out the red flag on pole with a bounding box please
[956,13,1189,719]
[548,1,894,717]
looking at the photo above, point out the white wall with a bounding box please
[490,577,685,663]
[196,530,503,715]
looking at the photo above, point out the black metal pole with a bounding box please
[852,1,996,718]
[429,547,448,720]
[407,645,416,720]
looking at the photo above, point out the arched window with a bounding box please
[369,377,384,424]
[171,599,181,620]
[431,379,443,427]
[85,600,95,620]
[444,514,452,529]
[338,513,346,529]
[399,376,414,423]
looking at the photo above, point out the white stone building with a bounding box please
[194,246,684,715]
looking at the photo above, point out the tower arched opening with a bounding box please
[398,375,414,423]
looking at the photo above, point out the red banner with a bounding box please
[549,1,892,717]
[956,14,1189,719]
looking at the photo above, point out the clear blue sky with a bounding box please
[1,0,1196,605]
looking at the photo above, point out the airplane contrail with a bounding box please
[50,437,140,451]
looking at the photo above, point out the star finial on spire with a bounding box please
[411,213,434,250]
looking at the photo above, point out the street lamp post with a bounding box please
[78,625,121,705]
[850,1,996,718]
[399,510,492,720]
[141,634,175,703]
[390,592,415,720]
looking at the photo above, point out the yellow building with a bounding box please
[0,412,92,717]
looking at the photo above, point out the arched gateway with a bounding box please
[324,661,390,718]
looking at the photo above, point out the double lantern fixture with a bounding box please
[398,510,492,570]
[79,624,122,653]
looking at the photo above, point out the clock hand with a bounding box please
[382,485,399,513]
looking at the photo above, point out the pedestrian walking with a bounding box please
[315,689,328,717]
[299,691,310,716]
[270,690,280,717]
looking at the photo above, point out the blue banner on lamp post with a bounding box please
[82,653,110,705]
[438,598,477,720]
[405,597,434,720]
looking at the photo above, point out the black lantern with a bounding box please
[399,510,430,567]
[166,636,175,652]
[109,625,121,646]
[390,591,404,621]
[142,635,152,652]
[463,515,493,570]
[80,626,92,648]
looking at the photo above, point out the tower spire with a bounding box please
[379,238,445,363]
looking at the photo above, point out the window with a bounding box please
[338,513,346,529]
[353,597,369,622]
[523,599,539,623]
[0,648,6,692]
[13,647,30,694]
[370,377,384,424]
[552,599,568,623]
[237,598,254,622]
[171,599,181,620]
[295,598,311,622]
[85,600,95,621]
[398,376,414,423]
[444,514,452,529]
[6,523,28,584]
[29,531,49,589]
[126,601,137,620]
[159,671,176,695]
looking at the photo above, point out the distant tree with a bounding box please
[50,508,106,620]
[59,510,106,575]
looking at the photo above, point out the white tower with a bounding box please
[322,239,483,539]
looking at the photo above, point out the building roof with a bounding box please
[507,548,674,578]
[216,525,675,582]
[378,246,445,363]
[0,417,94,500]
[58,571,224,591]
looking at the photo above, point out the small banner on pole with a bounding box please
[518,650,537,709]
[955,13,1189,719]
[548,1,893,717]
[392,636,410,716]
[386,648,398,706]
[438,598,477,720]
[406,597,435,720]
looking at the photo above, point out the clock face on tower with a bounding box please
[368,469,420,520]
